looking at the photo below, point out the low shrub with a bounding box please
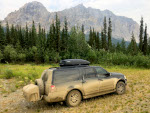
[4,69,15,79]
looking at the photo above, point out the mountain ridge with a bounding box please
[2,1,139,41]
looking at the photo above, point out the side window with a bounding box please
[85,68,96,78]
[53,69,80,84]
[95,67,108,78]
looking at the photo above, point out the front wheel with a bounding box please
[66,90,82,107]
[116,81,126,95]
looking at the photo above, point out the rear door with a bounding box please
[94,67,115,92]
[52,69,82,97]
[82,67,100,95]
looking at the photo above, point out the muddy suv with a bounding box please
[23,59,127,107]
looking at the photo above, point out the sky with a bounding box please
[0,0,150,34]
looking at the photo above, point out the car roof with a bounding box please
[49,66,101,71]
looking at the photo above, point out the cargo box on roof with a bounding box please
[59,59,90,67]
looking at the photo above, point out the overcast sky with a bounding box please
[0,0,150,34]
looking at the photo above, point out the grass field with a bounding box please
[0,64,150,113]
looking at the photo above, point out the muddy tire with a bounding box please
[116,81,126,95]
[35,79,44,95]
[66,90,82,107]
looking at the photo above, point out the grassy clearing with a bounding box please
[0,64,150,112]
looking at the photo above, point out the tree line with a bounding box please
[0,14,150,68]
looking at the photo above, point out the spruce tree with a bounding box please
[10,24,15,46]
[120,38,126,53]
[0,22,5,50]
[108,18,112,50]
[142,24,148,55]
[6,22,10,45]
[128,32,137,55]
[101,30,104,49]
[89,27,93,47]
[18,26,24,49]
[103,17,107,50]
[96,32,100,50]
[24,23,29,49]
[148,37,150,55]
[82,24,84,34]
[92,28,96,48]
[139,17,144,51]
[116,42,121,52]
[64,17,69,51]
[55,13,61,52]
[31,21,37,46]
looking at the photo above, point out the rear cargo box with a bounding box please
[23,84,40,102]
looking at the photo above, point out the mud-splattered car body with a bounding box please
[23,59,127,106]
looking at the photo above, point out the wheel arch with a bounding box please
[115,79,126,88]
[65,89,83,100]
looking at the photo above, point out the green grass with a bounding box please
[0,64,150,112]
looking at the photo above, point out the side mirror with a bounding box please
[106,73,111,77]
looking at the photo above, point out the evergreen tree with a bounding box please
[31,21,37,46]
[52,22,56,50]
[103,17,107,50]
[18,26,24,49]
[61,17,69,53]
[116,42,121,52]
[92,28,96,48]
[82,24,84,34]
[148,37,150,55]
[6,22,11,45]
[96,32,100,50]
[24,23,29,49]
[89,27,93,47]
[55,13,61,52]
[0,22,5,50]
[101,30,104,49]
[128,32,137,55]
[139,17,144,51]
[10,24,15,46]
[142,24,148,55]
[108,18,112,51]
[120,38,126,53]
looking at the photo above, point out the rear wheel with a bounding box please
[66,90,82,107]
[35,79,44,95]
[116,81,126,95]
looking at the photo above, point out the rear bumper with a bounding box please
[43,92,66,103]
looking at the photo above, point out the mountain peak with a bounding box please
[21,1,47,12]
[74,3,85,9]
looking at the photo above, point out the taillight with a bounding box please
[50,85,56,92]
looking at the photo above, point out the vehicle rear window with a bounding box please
[85,68,96,78]
[53,69,80,84]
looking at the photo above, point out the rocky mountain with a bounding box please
[2,1,139,41]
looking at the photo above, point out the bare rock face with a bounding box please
[2,1,139,41]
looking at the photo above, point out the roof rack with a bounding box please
[59,59,90,67]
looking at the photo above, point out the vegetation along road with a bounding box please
[0,64,150,113]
